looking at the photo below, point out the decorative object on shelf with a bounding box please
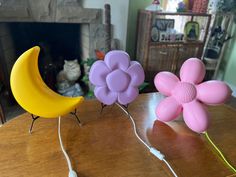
[154,58,231,133]
[159,32,184,42]
[145,0,162,12]
[155,18,175,31]
[188,0,195,11]
[151,26,159,42]
[89,50,144,105]
[152,18,175,42]
[159,32,169,42]
[192,0,209,13]
[177,1,187,12]
[184,21,200,41]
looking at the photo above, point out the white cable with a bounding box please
[58,116,77,177]
[163,159,178,177]
[116,103,150,149]
[116,103,178,177]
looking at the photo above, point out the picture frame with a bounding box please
[184,21,200,41]
[151,26,159,42]
[155,18,175,31]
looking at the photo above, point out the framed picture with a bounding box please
[184,21,200,41]
[151,26,159,42]
[155,18,175,31]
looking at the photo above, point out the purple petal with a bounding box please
[183,101,209,133]
[94,86,117,105]
[126,61,145,87]
[104,50,130,71]
[106,69,130,92]
[118,87,139,105]
[180,58,205,84]
[156,96,182,122]
[89,61,111,86]
[154,72,179,96]
[197,81,232,105]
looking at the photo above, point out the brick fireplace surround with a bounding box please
[0,0,110,102]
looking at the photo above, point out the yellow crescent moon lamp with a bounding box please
[10,46,84,177]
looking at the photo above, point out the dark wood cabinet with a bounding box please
[136,10,211,83]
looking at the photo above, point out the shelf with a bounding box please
[149,40,204,46]
[136,10,211,82]
[140,10,211,17]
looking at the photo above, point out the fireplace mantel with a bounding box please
[0,0,102,24]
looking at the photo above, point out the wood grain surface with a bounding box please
[0,93,235,177]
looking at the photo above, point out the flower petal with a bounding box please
[156,96,182,122]
[154,72,179,96]
[197,81,232,105]
[183,101,209,133]
[118,87,139,105]
[180,58,205,84]
[89,61,110,86]
[94,86,117,105]
[104,50,130,71]
[126,61,145,86]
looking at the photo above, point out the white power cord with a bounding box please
[116,103,178,177]
[58,116,78,177]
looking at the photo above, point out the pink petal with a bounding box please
[197,81,232,105]
[94,86,117,105]
[104,50,130,71]
[183,101,210,133]
[89,61,110,86]
[154,72,179,96]
[180,58,205,84]
[126,61,145,86]
[156,96,182,122]
[118,87,139,105]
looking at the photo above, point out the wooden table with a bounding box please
[0,93,235,177]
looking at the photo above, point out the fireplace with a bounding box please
[7,22,82,91]
[0,0,112,104]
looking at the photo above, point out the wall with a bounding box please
[126,0,152,58]
[82,0,130,50]
[222,23,236,89]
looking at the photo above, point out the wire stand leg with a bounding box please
[100,103,107,114]
[29,114,40,134]
[70,109,82,126]
[119,103,130,116]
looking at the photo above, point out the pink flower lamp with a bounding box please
[89,50,145,105]
[154,58,231,133]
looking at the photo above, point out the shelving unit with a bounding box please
[202,13,235,79]
[135,10,211,84]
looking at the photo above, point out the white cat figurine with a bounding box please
[57,59,81,83]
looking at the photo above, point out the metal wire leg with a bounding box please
[29,114,40,134]
[122,104,130,116]
[100,103,107,114]
[70,109,82,126]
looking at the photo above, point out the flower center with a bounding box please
[172,82,197,103]
[106,69,130,92]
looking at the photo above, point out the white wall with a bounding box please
[82,0,130,50]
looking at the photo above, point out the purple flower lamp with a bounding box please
[89,50,145,105]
